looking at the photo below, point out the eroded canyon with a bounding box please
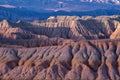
[0,16,120,80]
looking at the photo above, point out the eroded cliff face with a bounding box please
[0,16,120,80]
[0,15,120,41]
[31,15,120,40]
[0,40,119,80]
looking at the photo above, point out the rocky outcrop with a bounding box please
[0,20,47,39]
[0,15,120,47]
[0,40,119,80]
[0,15,120,80]
[30,15,120,40]
[110,22,120,39]
[0,16,120,41]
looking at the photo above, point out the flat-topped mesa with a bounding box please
[56,16,80,21]
[33,16,80,28]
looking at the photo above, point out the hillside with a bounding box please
[0,40,120,80]
[0,15,120,80]
[0,15,120,47]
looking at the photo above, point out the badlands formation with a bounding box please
[0,16,120,80]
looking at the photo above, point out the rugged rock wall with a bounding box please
[27,15,120,40]
[0,16,120,80]
[0,16,120,41]
[0,20,47,39]
[0,40,119,80]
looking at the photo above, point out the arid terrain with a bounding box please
[0,16,120,80]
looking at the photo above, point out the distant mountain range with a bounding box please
[0,6,120,21]
[0,0,120,12]
[0,0,120,21]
